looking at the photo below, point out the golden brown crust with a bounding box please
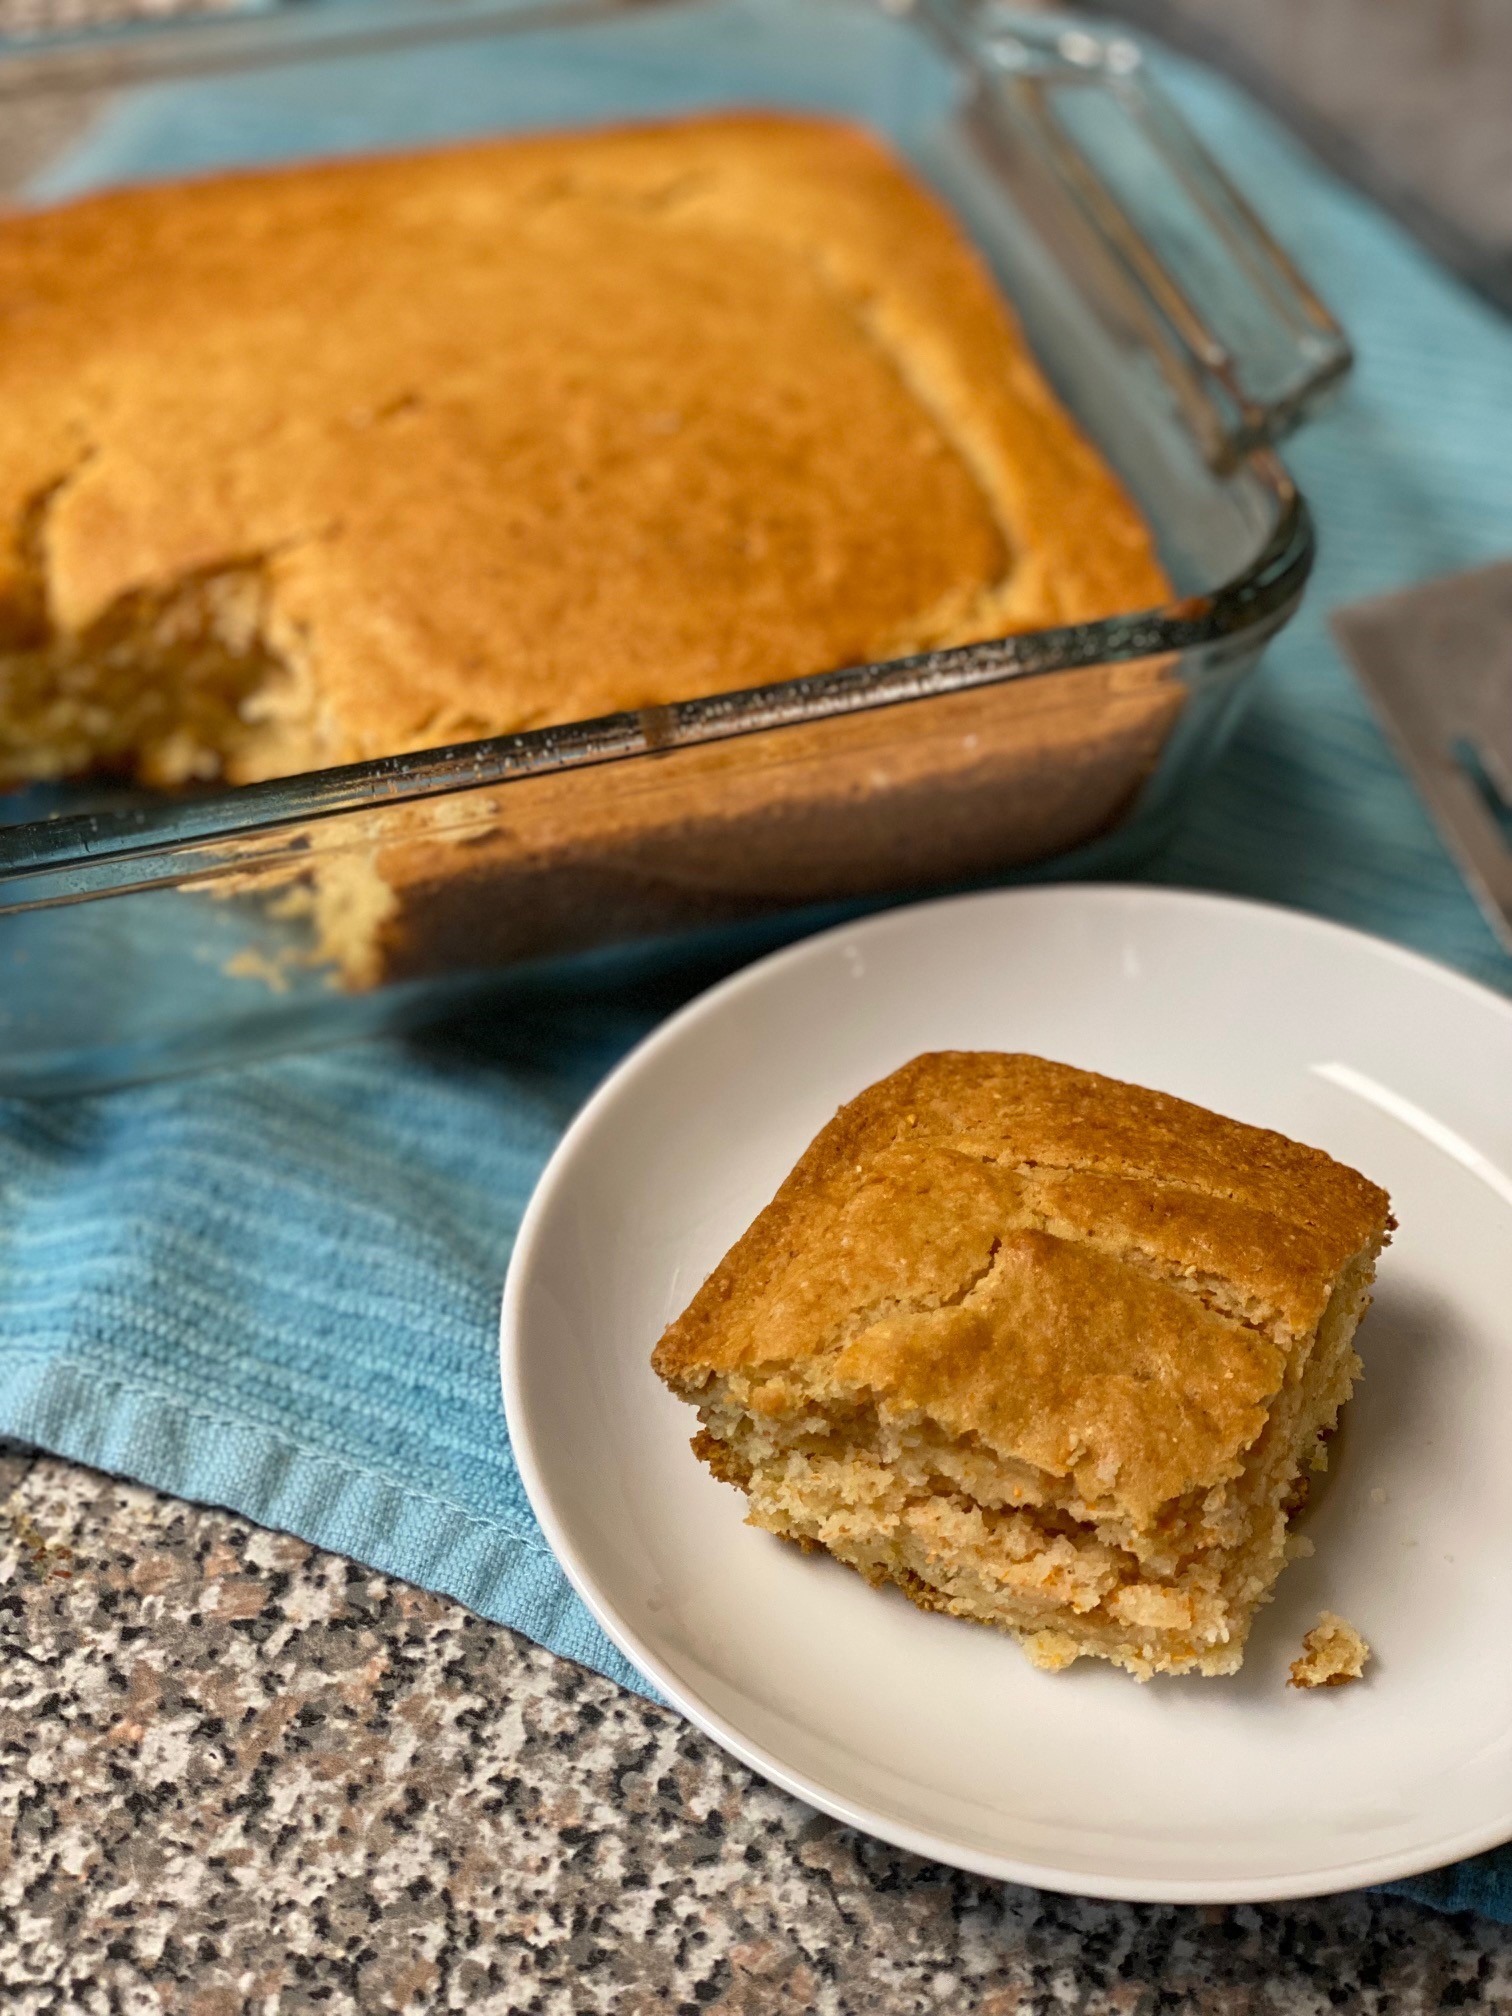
[831,1227,1286,1525]
[652,1052,1392,1526]
[689,1428,753,1492]
[341,657,1183,986]
[0,115,1168,782]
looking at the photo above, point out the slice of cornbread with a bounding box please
[653,1052,1392,1680]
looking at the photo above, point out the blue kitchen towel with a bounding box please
[4,28,1512,1918]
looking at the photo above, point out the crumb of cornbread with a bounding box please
[1289,1612,1371,1689]
[653,1051,1394,1682]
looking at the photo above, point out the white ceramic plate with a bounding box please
[501,885,1512,1903]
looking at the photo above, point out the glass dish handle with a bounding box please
[939,6,1352,472]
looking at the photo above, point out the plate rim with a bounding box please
[500,881,1512,1905]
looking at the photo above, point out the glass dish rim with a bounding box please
[0,468,1310,886]
[0,0,1316,889]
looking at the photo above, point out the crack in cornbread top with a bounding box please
[652,1053,1392,1527]
[0,115,1168,783]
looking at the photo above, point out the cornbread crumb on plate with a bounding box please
[652,1051,1393,1681]
[1290,1612,1371,1688]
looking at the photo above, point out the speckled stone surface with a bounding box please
[4,1453,1512,2013]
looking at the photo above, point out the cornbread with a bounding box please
[1289,1612,1371,1688]
[0,114,1167,791]
[0,116,1175,984]
[652,1053,1393,1681]
[311,660,1184,985]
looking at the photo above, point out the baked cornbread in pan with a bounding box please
[0,114,1167,792]
[652,1053,1393,1681]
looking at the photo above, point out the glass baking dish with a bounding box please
[0,0,1349,1095]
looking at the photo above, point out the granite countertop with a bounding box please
[5,1448,1512,2012]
